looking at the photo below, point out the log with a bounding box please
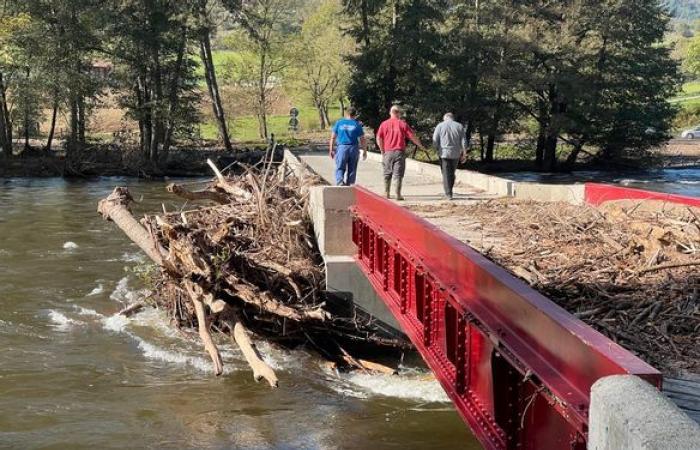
[207,158,252,201]
[119,303,145,317]
[185,281,224,376]
[97,187,166,265]
[226,319,279,387]
[225,278,327,322]
[166,183,230,205]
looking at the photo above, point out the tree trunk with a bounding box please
[339,97,345,117]
[485,133,495,162]
[228,318,278,387]
[316,101,327,129]
[322,104,331,128]
[97,187,167,265]
[564,141,583,169]
[69,97,79,158]
[23,107,30,152]
[77,96,86,146]
[535,123,545,168]
[151,45,164,163]
[162,37,188,162]
[45,99,59,152]
[0,73,10,159]
[543,133,558,172]
[200,31,233,151]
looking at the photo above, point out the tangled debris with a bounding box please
[410,199,700,374]
[99,158,409,386]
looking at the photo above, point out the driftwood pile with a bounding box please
[98,158,406,386]
[411,199,700,374]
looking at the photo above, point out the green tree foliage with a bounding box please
[344,0,680,170]
[222,0,300,139]
[288,0,354,129]
[105,0,201,165]
[343,0,444,132]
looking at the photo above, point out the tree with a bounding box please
[107,0,201,166]
[197,0,234,150]
[223,0,298,139]
[0,5,31,158]
[343,0,444,133]
[289,0,353,129]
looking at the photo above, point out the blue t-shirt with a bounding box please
[333,118,364,146]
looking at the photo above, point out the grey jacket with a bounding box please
[433,118,467,159]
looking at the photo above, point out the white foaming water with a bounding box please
[121,252,145,263]
[101,314,130,333]
[325,365,450,403]
[63,241,79,250]
[679,180,700,185]
[73,305,103,317]
[134,338,215,373]
[110,277,148,305]
[48,310,82,331]
[87,284,104,296]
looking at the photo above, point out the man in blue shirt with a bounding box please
[329,107,366,186]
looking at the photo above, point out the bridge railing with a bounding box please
[350,186,661,450]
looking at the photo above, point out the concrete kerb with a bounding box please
[512,181,586,205]
[589,375,700,450]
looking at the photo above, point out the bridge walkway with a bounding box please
[298,151,494,203]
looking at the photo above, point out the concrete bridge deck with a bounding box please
[298,151,491,203]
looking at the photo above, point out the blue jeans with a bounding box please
[335,144,360,186]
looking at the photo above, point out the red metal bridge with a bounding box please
[347,183,697,450]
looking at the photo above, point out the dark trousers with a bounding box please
[440,158,458,196]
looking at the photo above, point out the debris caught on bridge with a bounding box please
[98,158,408,385]
[411,199,700,374]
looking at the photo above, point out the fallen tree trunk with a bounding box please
[227,318,279,387]
[97,187,166,265]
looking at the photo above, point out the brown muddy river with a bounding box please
[0,177,479,449]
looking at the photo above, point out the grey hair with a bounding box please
[390,105,402,116]
[443,112,454,121]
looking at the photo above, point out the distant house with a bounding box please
[91,60,113,80]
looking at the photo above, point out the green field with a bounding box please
[200,104,343,142]
[670,80,700,105]
[197,50,344,143]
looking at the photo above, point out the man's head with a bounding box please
[443,112,454,121]
[389,105,402,118]
[346,107,357,118]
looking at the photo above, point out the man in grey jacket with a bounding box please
[433,113,467,200]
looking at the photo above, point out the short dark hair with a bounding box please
[347,107,357,117]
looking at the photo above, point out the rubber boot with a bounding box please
[384,177,392,199]
[395,178,404,201]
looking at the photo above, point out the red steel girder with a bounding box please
[585,182,700,207]
[350,187,661,450]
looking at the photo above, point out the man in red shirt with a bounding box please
[376,105,427,200]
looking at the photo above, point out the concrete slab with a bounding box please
[298,152,490,203]
[589,375,700,450]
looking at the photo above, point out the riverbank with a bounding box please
[0,144,274,178]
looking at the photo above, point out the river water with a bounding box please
[0,178,477,449]
[497,167,700,197]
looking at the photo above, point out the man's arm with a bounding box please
[460,125,468,162]
[329,132,336,158]
[432,124,441,151]
[405,122,426,150]
[409,134,426,150]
